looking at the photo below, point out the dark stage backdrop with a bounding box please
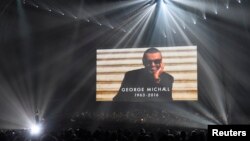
[0,0,250,127]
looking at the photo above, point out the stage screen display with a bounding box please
[96,46,197,102]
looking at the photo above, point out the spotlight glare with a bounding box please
[163,32,167,38]
[30,124,42,135]
[203,15,206,20]
[192,18,196,25]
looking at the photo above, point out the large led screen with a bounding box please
[96,46,197,102]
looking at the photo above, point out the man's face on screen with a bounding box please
[144,52,162,74]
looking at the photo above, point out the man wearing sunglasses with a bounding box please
[113,48,174,102]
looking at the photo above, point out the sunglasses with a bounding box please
[144,59,162,65]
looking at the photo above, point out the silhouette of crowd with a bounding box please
[0,127,207,141]
[0,110,207,141]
